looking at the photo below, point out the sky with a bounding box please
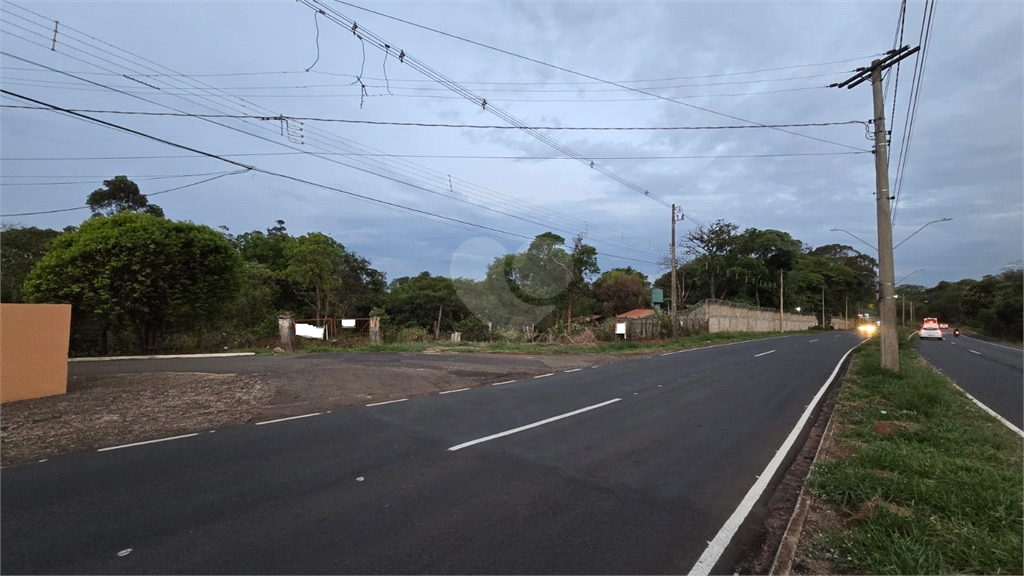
[1,0,1021,289]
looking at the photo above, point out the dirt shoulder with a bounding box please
[1,351,632,466]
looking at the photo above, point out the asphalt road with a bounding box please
[2,333,862,575]
[915,333,1023,430]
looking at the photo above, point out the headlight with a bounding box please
[857,324,877,334]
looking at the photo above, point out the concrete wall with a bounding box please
[1,303,71,404]
[681,300,817,334]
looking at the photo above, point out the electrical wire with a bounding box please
[0,6,668,257]
[1,150,872,162]
[0,89,662,265]
[0,105,869,131]
[0,53,884,85]
[891,0,935,225]
[1,170,250,217]
[320,0,873,153]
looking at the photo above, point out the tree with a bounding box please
[283,232,386,322]
[685,219,743,300]
[594,268,652,316]
[23,212,241,354]
[384,272,473,333]
[86,175,164,218]
[0,223,61,302]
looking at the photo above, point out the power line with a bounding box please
[0,76,831,102]
[320,0,873,153]
[1,170,250,217]
[0,105,869,131]
[0,90,665,265]
[0,69,854,93]
[0,8,667,257]
[891,0,935,225]
[0,170,243,185]
[1,151,872,162]
[1,4,689,259]
[0,53,882,85]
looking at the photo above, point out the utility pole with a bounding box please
[845,296,849,330]
[901,294,906,326]
[831,45,919,372]
[670,205,683,338]
[821,286,826,329]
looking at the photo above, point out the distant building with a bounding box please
[616,308,655,319]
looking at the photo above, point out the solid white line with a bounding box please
[439,387,470,395]
[565,368,582,373]
[961,335,1022,352]
[448,398,622,451]
[534,373,554,379]
[97,433,200,452]
[950,342,957,345]
[70,352,255,362]
[949,382,1024,438]
[969,350,981,355]
[809,339,819,343]
[754,350,776,357]
[492,380,515,386]
[687,341,863,576]
[255,412,322,425]
[365,398,408,407]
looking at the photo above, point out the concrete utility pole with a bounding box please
[670,205,683,338]
[821,286,826,329]
[831,44,919,372]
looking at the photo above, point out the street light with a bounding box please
[829,228,877,252]
[896,268,925,285]
[893,218,953,249]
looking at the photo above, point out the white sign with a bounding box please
[615,322,627,335]
[341,319,357,328]
[295,323,326,339]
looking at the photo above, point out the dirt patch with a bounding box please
[1,352,626,465]
[872,420,919,436]
[1,373,271,465]
[849,497,910,522]
[821,436,861,462]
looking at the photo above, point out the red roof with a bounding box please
[616,308,655,319]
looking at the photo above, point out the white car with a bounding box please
[919,326,943,340]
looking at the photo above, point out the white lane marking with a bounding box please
[98,433,200,452]
[439,387,470,395]
[534,373,554,379]
[256,412,323,425]
[38,459,48,463]
[492,380,516,386]
[907,333,916,341]
[661,350,684,356]
[117,549,132,557]
[687,341,864,576]
[565,368,582,373]
[754,350,776,357]
[969,350,981,355]
[950,342,957,345]
[366,398,408,407]
[950,382,1024,438]
[448,398,622,452]
[809,339,819,342]
[961,335,1022,352]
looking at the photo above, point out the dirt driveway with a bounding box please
[1,351,636,465]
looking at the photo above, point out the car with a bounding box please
[919,325,944,340]
[940,323,949,328]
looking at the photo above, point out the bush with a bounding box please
[396,326,430,343]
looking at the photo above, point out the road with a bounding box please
[915,333,1023,431]
[2,333,861,575]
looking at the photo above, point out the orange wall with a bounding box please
[1,303,71,404]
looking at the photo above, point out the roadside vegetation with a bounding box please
[794,338,1023,575]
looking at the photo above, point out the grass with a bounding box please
[804,337,1023,575]
[287,329,825,355]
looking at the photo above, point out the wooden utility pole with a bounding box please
[670,205,683,338]
[845,296,849,330]
[831,45,919,371]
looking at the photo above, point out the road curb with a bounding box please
[769,396,841,576]
[69,352,257,362]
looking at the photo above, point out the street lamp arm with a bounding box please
[829,228,877,252]
[893,218,952,250]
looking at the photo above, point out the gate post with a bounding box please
[369,314,382,344]
[277,312,295,352]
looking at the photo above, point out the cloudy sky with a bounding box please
[2,0,1021,288]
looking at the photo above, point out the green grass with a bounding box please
[806,340,1023,575]
[287,329,825,355]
